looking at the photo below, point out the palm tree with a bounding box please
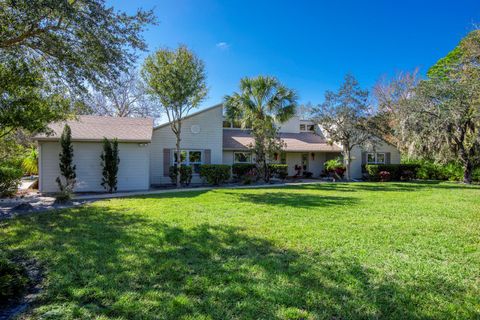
[224,76,298,182]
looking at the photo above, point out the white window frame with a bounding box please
[234,151,252,164]
[299,124,306,131]
[173,149,204,174]
[367,152,386,164]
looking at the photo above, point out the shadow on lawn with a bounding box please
[297,181,480,193]
[4,206,475,320]
[221,191,358,209]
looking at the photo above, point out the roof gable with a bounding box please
[35,115,153,142]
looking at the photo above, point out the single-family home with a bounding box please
[34,104,400,193]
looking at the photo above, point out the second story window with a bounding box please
[300,124,315,132]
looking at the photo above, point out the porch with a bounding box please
[282,151,342,177]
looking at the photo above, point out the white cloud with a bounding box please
[216,42,230,50]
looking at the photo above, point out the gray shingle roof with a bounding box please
[35,115,153,142]
[223,129,342,152]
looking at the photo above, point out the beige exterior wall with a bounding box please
[150,105,224,185]
[39,141,150,193]
[350,141,401,179]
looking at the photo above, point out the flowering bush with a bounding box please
[379,171,391,182]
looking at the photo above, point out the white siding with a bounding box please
[277,116,301,133]
[150,105,224,185]
[350,141,401,179]
[39,141,150,193]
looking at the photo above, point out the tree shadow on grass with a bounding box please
[2,206,477,319]
[221,191,358,209]
[297,181,480,193]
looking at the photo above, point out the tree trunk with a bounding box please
[463,160,473,184]
[344,148,351,181]
[175,128,182,188]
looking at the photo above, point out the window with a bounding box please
[280,152,286,164]
[367,152,386,164]
[234,152,252,163]
[300,124,315,131]
[173,150,203,173]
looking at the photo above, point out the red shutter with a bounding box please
[204,149,211,164]
[163,149,171,176]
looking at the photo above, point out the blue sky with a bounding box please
[111,0,480,110]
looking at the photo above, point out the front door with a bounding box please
[301,153,309,174]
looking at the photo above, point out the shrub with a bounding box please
[324,159,346,179]
[303,171,313,178]
[268,164,288,180]
[100,138,120,193]
[21,148,38,175]
[365,164,419,181]
[379,171,391,182]
[55,124,76,201]
[169,165,193,186]
[242,168,257,185]
[0,250,29,301]
[199,164,231,185]
[232,163,256,180]
[0,166,22,197]
[473,168,480,182]
[400,170,414,181]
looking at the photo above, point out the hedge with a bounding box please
[199,164,231,185]
[0,166,23,197]
[365,164,420,181]
[169,165,193,186]
[268,164,288,180]
[232,163,256,180]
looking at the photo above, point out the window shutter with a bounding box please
[204,149,211,164]
[163,149,171,176]
[385,152,391,164]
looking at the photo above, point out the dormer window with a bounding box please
[300,124,315,132]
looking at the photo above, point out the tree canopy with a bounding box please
[0,0,155,91]
[224,76,297,182]
[400,30,480,183]
[142,46,208,187]
[0,60,71,138]
[314,74,374,180]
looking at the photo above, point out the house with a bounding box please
[34,104,400,193]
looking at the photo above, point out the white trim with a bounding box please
[172,149,204,174]
[367,152,386,164]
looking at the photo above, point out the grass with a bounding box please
[1,181,479,319]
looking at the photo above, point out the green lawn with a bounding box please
[1,182,480,319]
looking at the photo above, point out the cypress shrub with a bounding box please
[100,138,120,193]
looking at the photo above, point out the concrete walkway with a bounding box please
[72,180,327,201]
